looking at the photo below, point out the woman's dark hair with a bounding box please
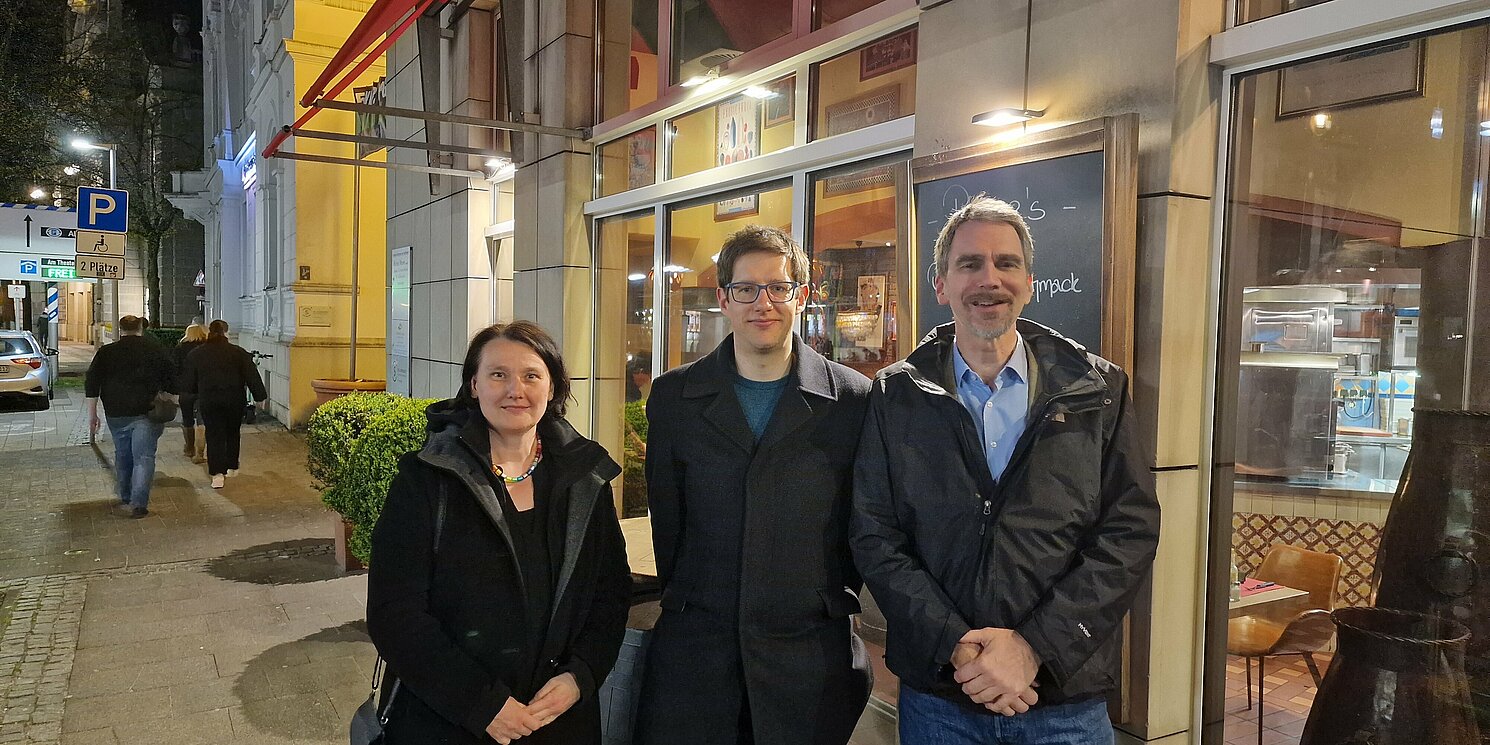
[457,321,571,419]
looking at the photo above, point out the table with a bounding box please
[1228,583,1309,618]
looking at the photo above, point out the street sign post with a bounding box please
[74,187,129,284]
[6,283,21,331]
[74,230,126,257]
[74,255,125,280]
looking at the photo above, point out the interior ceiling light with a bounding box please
[680,68,720,88]
[742,86,778,99]
[972,108,1044,127]
[627,273,647,281]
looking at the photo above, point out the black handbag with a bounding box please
[147,392,179,424]
[350,485,446,745]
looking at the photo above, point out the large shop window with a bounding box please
[664,182,794,368]
[811,27,916,142]
[804,156,909,378]
[671,0,792,86]
[595,211,658,519]
[599,0,662,121]
[667,76,796,179]
[598,127,659,198]
[1212,25,1488,741]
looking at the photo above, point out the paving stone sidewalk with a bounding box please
[0,423,373,745]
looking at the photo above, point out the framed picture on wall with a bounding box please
[822,164,897,197]
[1277,39,1425,118]
[714,194,759,221]
[859,28,917,81]
[763,77,795,128]
[825,84,901,137]
[626,129,657,190]
[716,95,760,167]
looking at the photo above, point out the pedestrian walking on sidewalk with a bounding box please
[182,320,267,489]
[85,315,176,518]
[173,324,208,463]
[367,321,631,745]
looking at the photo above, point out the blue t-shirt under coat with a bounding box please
[735,374,791,440]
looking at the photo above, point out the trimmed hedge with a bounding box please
[622,400,648,518]
[307,392,436,566]
[147,327,186,348]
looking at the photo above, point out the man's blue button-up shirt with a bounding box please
[952,335,1029,483]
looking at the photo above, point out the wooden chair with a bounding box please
[1226,544,1344,745]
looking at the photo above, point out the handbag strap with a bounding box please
[373,480,448,722]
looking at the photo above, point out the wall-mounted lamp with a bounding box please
[972,108,1044,128]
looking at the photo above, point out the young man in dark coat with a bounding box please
[636,226,873,745]
[851,197,1160,744]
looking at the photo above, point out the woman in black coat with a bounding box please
[367,321,632,745]
[181,319,267,489]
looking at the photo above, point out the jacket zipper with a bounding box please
[978,390,1107,548]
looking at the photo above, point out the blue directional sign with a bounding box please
[76,187,129,233]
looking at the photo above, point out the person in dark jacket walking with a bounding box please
[366,321,631,745]
[172,324,208,462]
[182,320,267,489]
[85,315,176,518]
[851,197,1160,744]
[635,226,873,745]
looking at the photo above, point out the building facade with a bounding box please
[173,0,389,426]
[333,0,1490,743]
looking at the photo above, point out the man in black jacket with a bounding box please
[851,197,1160,744]
[86,315,176,518]
[636,226,872,745]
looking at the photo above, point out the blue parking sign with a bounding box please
[20,260,37,275]
[77,187,129,233]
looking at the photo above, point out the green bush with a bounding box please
[305,392,405,490]
[147,327,186,347]
[308,393,436,566]
[621,400,649,518]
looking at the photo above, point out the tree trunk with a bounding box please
[145,235,161,324]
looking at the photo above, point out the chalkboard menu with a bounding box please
[914,151,1106,351]
[909,115,1137,368]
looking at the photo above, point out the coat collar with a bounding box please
[679,334,838,453]
[899,319,1108,407]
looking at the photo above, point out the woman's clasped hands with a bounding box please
[484,672,581,744]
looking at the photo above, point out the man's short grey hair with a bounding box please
[931,195,1035,279]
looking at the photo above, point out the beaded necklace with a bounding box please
[491,437,543,484]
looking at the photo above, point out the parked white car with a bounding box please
[0,331,58,409]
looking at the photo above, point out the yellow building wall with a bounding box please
[281,0,388,426]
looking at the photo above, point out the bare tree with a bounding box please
[62,9,200,322]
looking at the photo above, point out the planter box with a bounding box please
[333,514,365,571]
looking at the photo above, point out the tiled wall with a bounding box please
[1231,508,1384,608]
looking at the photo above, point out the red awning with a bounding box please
[262,0,445,159]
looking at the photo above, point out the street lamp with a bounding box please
[29,187,46,200]
[71,138,117,189]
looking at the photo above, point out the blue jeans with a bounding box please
[898,686,1114,745]
[107,415,164,509]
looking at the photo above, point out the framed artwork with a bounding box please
[825,84,901,137]
[714,194,759,221]
[1277,39,1425,119]
[715,94,760,167]
[626,129,657,190]
[822,164,897,198]
[860,28,917,81]
[763,77,795,128]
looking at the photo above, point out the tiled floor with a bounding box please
[1223,653,1331,745]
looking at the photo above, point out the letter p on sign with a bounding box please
[76,186,129,233]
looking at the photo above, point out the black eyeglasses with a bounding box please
[724,281,803,304]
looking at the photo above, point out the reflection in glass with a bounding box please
[596,212,657,518]
[816,0,886,28]
[671,0,792,85]
[598,127,658,198]
[665,183,794,369]
[667,77,795,178]
[811,28,916,141]
[599,0,661,121]
[805,159,905,378]
[1237,0,1333,25]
